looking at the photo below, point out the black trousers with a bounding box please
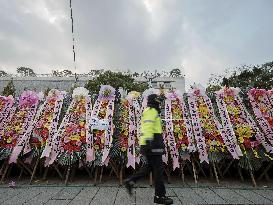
[127,154,166,197]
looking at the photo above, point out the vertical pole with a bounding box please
[191,159,198,184]
[212,161,220,186]
[29,157,40,184]
[65,165,71,186]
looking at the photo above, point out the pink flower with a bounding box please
[76,141,82,146]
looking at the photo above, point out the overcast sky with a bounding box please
[0,0,273,89]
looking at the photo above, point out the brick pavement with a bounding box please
[1,184,273,204]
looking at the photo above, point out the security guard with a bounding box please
[124,94,173,205]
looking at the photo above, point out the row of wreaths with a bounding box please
[0,85,273,173]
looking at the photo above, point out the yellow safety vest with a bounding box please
[140,107,163,146]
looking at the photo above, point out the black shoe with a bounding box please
[154,196,174,204]
[124,179,134,196]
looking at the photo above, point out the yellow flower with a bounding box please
[264,153,273,160]
[253,150,260,158]
[79,121,85,127]
[47,116,53,122]
[128,91,140,98]
[44,123,50,129]
[198,105,209,116]
[80,131,85,137]
[101,138,105,144]
[224,96,234,103]
[239,137,244,143]
[6,137,12,143]
[123,130,129,136]
[69,135,80,141]
[121,99,127,104]
[210,146,215,152]
[18,111,25,117]
[181,144,187,151]
[94,144,100,150]
[14,125,21,132]
[174,125,181,133]
[227,105,240,116]
[235,125,252,138]
[178,135,184,140]
[121,147,127,152]
[203,123,214,132]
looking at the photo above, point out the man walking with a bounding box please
[124,94,173,205]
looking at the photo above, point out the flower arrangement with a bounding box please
[195,93,226,157]
[164,90,195,169]
[0,95,13,113]
[90,85,115,166]
[61,96,87,153]
[188,87,231,163]
[166,91,195,155]
[118,99,130,153]
[93,101,110,151]
[46,87,91,166]
[0,91,39,160]
[248,89,273,145]
[0,95,15,130]
[217,87,273,164]
[8,90,66,164]
[224,88,259,152]
[112,90,141,168]
[30,89,65,150]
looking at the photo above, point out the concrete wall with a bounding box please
[0,77,89,96]
[0,75,186,96]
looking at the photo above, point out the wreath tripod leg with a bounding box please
[0,160,9,183]
[29,157,40,184]
[212,161,220,185]
[99,166,104,184]
[65,165,71,186]
[94,167,99,185]
[119,166,123,186]
[149,172,153,186]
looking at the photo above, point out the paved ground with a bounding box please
[1,182,273,205]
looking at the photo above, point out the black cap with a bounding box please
[147,94,160,104]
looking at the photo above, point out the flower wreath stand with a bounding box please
[0,95,15,131]
[8,89,65,184]
[0,91,40,183]
[88,85,118,185]
[248,88,273,181]
[188,87,241,185]
[164,90,198,184]
[216,87,273,187]
[44,87,92,185]
[39,94,74,182]
[113,91,141,185]
[0,95,15,179]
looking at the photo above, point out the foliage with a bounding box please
[0,70,8,77]
[44,87,51,96]
[207,61,273,108]
[208,61,273,93]
[52,69,73,77]
[87,69,104,77]
[17,67,36,77]
[2,79,16,96]
[170,68,182,77]
[85,70,149,95]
